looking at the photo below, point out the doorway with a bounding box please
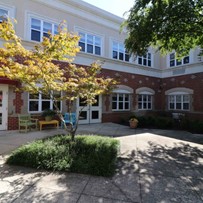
[77,95,102,124]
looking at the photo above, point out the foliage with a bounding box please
[0,19,117,140]
[6,135,120,176]
[124,0,203,57]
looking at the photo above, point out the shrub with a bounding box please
[6,135,120,177]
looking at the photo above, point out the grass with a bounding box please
[6,135,120,177]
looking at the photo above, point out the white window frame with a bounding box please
[78,31,102,56]
[138,93,152,110]
[112,89,130,111]
[26,12,61,42]
[168,52,190,67]
[0,4,15,22]
[137,52,152,67]
[28,92,62,113]
[168,93,190,111]
[112,41,130,62]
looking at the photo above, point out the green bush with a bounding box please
[6,135,120,177]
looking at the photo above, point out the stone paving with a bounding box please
[0,123,203,202]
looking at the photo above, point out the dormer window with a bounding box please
[169,53,189,67]
[112,41,130,62]
[137,52,152,67]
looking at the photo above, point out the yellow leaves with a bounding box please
[0,17,118,107]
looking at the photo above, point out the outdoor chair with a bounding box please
[18,114,38,133]
[61,113,76,128]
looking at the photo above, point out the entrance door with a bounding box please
[0,85,8,130]
[77,95,102,124]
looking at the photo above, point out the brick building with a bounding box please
[0,0,202,130]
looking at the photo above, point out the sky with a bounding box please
[82,0,135,18]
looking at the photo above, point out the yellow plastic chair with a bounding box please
[18,114,38,132]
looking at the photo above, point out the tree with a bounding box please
[0,19,117,140]
[124,0,203,57]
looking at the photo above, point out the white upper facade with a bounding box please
[0,0,202,78]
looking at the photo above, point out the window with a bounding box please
[31,18,58,42]
[28,91,61,113]
[112,42,129,62]
[78,32,102,55]
[168,95,190,110]
[169,53,189,67]
[138,94,152,110]
[112,93,130,111]
[138,53,151,67]
[0,8,8,22]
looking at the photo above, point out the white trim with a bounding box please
[33,0,123,31]
[0,3,15,19]
[113,89,131,94]
[165,87,194,95]
[136,87,155,95]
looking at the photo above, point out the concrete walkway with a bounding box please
[0,123,203,202]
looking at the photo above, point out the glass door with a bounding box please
[77,95,102,124]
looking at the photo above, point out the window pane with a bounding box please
[53,101,61,111]
[95,37,101,46]
[79,42,85,52]
[79,32,85,42]
[112,102,117,109]
[87,44,93,53]
[43,22,52,33]
[125,102,129,109]
[112,94,117,101]
[29,101,39,111]
[170,53,175,60]
[143,103,147,109]
[125,54,129,62]
[119,44,124,52]
[184,56,189,64]
[170,60,175,67]
[43,32,50,38]
[31,18,41,30]
[87,34,93,44]
[176,59,182,66]
[31,30,41,41]
[143,59,147,66]
[42,101,51,110]
[183,95,189,102]
[119,102,123,109]
[54,24,58,35]
[113,42,118,51]
[138,57,142,65]
[176,95,181,102]
[148,103,151,109]
[119,94,123,101]
[148,60,151,67]
[0,113,2,124]
[119,52,124,60]
[169,103,174,109]
[113,51,118,59]
[80,111,87,120]
[95,46,101,55]
[125,95,129,101]
[176,103,181,109]
[92,111,99,119]
[183,103,189,110]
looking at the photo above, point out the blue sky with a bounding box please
[82,0,134,18]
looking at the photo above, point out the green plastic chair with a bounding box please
[18,114,38,132]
